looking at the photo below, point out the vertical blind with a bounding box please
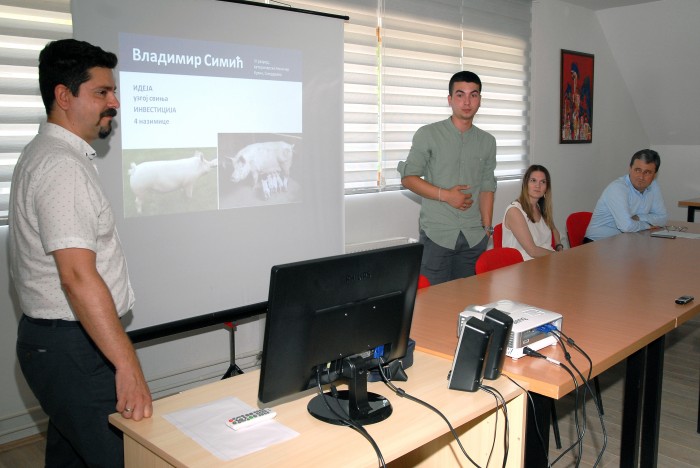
[0,0,530,220]
[0,0,72,222]
[291,0,532,192]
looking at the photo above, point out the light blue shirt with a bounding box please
[585,174,667,241]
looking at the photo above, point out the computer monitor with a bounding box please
[258,243,423,426]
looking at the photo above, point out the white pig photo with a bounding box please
[124,149,219,216]
[218,134,302,209]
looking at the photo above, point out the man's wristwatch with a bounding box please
[484,225,494,235]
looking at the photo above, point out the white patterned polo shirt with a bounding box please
[9,122,134,320]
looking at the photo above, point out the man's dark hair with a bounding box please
[448,71,482,95]
[39,39,118,115]
[630,149,661,172]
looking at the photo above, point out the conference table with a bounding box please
[410,222,700,467]
[678,197,700,222]
[110,351,527,467]
[112,223,698,467]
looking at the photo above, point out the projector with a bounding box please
[459,300,563,360]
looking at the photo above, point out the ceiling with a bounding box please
[561,0,658,10]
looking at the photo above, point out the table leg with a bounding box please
[640,336,664,468]
[621,347,645,468]
[688,207,696,223]
[525,392,552,468]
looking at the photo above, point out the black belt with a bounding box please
[23,315,81,328]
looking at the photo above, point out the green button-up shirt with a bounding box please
[397,118,497,249]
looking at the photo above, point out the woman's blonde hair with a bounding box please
[517,165,554,230]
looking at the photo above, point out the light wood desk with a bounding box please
[678,197,700,222]
[410,222,700,467]
[111,351,526,467]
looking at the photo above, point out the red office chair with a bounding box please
[475,247,524,274]
[493,223,503,248]
[566,211,593,248]
[418,274,431,289]
[498,220,556,250]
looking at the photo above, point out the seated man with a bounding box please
[585,149,667,241]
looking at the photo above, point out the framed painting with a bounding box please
[560,49,594,143]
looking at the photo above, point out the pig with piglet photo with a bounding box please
[218,133,302,209]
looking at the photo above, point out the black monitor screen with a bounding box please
[258,243,423,425]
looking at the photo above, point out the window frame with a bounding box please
[0,0,72,224]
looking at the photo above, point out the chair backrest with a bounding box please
[495,221,554,249]
[493,223,503,248]
[566,211,593,248]
[417,274,431,289]
[475,247,524,274]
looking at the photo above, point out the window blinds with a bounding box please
[291,0,531,192]
[0,0,72,222]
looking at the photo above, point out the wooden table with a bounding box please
[678,197,700,222]
[410,223,700,467]
[111,351,526,467]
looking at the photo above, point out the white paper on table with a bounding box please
[670,231,700,239]
[163,396,299,461]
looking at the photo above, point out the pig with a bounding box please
[226,141,294,199]
[261,176,271,200]
[259,171,286,200]
[128,151,217,214]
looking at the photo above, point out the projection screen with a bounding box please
[71,0,346,329]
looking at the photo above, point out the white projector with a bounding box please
[459,300,563,360]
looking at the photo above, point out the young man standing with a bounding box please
[9,39,152,467]
[398,71,497,285]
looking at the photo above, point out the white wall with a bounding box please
[529,0,650,226]
[652,145,700,221]
[591,0,700,221]
[0,225,266,443]
[1,0,696,445]
[0,227,44,443]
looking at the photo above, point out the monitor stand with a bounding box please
[307,355,392,426]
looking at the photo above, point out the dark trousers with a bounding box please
[419,230,487,286]
[16,315,124,468]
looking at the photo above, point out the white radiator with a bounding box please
[345,236,418,254]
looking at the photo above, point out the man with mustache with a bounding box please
[584,149,668,242]
[9,39,152,467]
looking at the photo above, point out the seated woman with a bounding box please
[502,164,563,260]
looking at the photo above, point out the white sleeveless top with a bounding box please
[502,201,553,261]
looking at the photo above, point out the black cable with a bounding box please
[478,385,499,468]
[503,374,552,467]
[549,333,587,464]
[317,367,386,467]
[523,347,583,467]
[479,384,510,468]
[549,362,582,467]
[314,366,386,467]
[558,331,594,371]
[550,330,608,467]
[377,359,482,468]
